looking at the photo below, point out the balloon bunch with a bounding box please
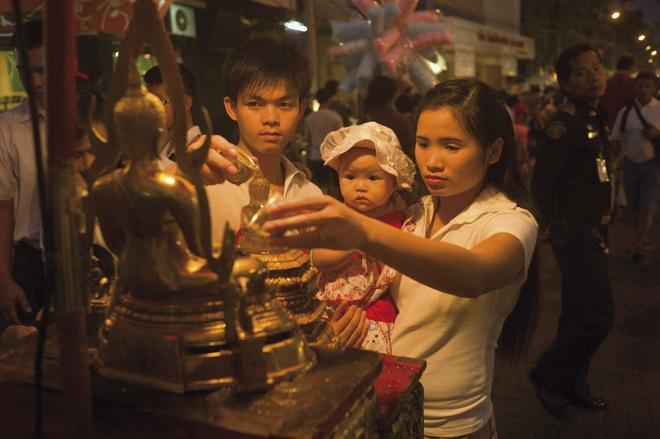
[329,0,452,94]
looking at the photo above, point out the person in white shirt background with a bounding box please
[0,20,46,328]
[610,70,660,261]
[262,79,539,438]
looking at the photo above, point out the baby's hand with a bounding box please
[329,301,369,348]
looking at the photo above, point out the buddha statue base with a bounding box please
[97,292,236,393]
[230,256,316,393]
[245,248,339,349]
[98,281,315,394]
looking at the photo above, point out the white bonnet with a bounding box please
[320,122,417,191]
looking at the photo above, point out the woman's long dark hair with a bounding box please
[415,79,539,362]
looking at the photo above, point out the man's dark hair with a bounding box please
[11,20,43,50]
[143,63,197,97]
[635,69,659,85]
[616,55,634,71]
[555,44,602,83]
[324,79,340,95]
[222,32,310,103]
[315,87,333,105]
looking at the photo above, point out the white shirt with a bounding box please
[611,98,660,163]
[304,108,342,161]
[390,187,538,437]
[206,156,322,244]
[0,101,46,246]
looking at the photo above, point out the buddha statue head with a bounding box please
[113,77,165,161]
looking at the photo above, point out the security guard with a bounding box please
[531,44,614,416]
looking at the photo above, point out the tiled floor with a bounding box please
[493,218,660,439]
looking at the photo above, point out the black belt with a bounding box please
[14,239,43,255]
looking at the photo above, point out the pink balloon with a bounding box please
[329,46,345,59]
[374,28,401,56]
[411,10,442,23]
[380,43,406,74]
[395,0,418,25]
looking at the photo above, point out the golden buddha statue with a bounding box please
[93,80,237,393]
[238,173,339,349]
[94,83,218,299]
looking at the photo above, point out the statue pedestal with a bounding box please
[0,327,425,437]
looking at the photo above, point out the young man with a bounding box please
[531,44,613,416]
[144,63,200,168]
[196,33,321,236]
[189,33,368,347]
[610,70,660,262]
[0,20,46,326]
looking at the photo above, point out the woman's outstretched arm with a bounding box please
[266,196,532,298]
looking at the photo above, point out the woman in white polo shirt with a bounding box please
[264,79,539,438]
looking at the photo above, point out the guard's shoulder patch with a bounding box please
[558,102,576,116]
[546,121,567,139]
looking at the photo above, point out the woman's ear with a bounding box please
[223,97,238,122]
[487,138,504,165]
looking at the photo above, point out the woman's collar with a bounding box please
[420,185,517,227]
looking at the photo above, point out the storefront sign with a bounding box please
[477,29,533,59]
[445,16,535,60]
[0,0,171,34]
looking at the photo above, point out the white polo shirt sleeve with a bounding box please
[480,209,538,277]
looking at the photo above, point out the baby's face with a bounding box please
[338,145,395,215]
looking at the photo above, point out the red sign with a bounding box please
[0,0,169,34]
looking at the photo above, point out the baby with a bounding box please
[312,122,416,354]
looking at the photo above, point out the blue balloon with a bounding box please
[331,20,371,43]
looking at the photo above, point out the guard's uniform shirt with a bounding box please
[532,98,612,224]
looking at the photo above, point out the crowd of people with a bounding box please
[1,19,658,438]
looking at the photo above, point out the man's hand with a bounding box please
[188,135,243,185]
[329,301,369,348]
[0,278,30,324]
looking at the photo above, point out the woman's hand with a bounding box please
[264,196,371,250]
[329,302,369,348]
